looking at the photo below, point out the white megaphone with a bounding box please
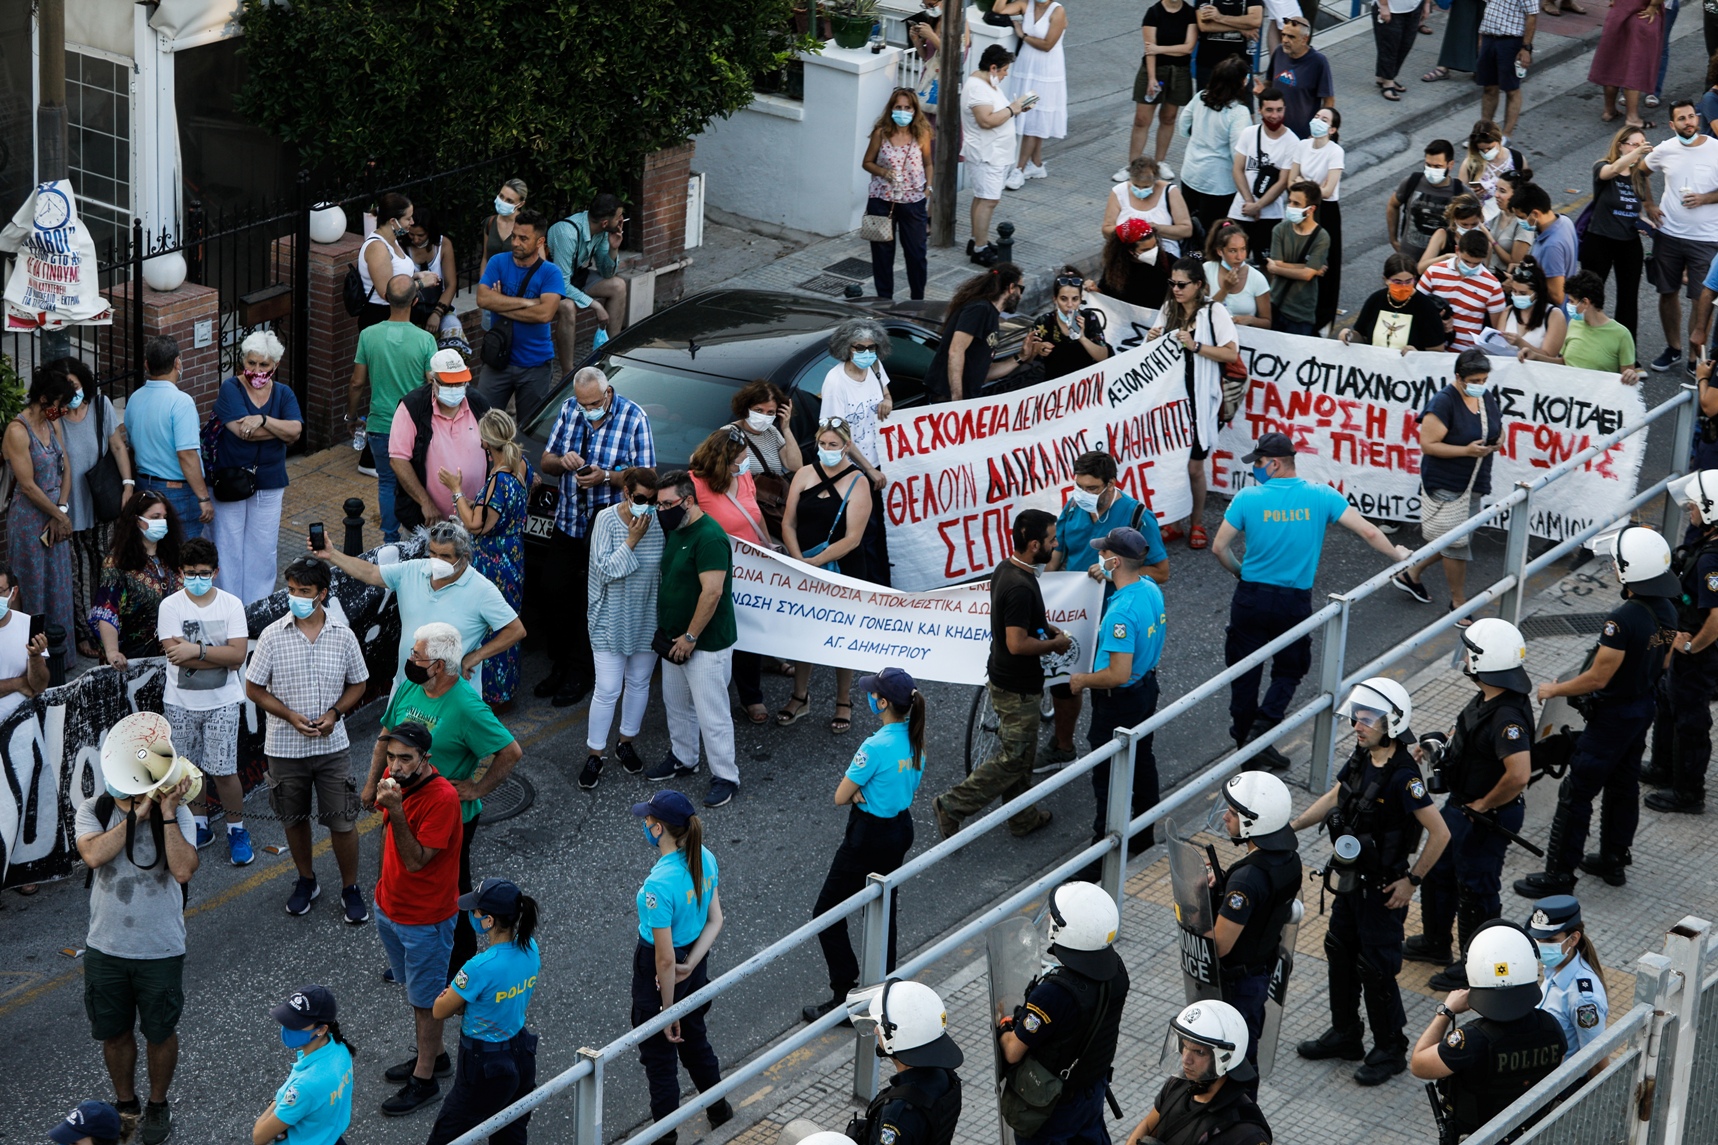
[100,712,204,801]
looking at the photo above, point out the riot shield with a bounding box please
[1255,898,1304,1081]
[987,916,1042,1145]
[1165,816,1224,1004]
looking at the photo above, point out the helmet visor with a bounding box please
[1160,1022,1228,1084]
[1346,705,1387,730]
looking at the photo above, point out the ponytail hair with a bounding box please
[904,692,927,769]
[324,1018,358,1059]
[668,816,707,904]
[500,894,539,949]
[1573,927,1604,983]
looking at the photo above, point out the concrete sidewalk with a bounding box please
[697,556,1713,1145]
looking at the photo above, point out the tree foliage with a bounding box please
[236,0,817,204]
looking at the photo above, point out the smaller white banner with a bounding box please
[2,180,114,331]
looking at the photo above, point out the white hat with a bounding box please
[429,347,471,382]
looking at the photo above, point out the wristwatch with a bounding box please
[1407,872,1423,887]
[1436,1004,1457,1021]
[686,631,701,644]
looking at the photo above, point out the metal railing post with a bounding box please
[1307,595,1351,793]
[1663,384,1699,538]
[1099,730,1137,913]
[1628,952,1674,1145]
[573,1048,603,1145]
[1498,481,1534,626]
[1660,916,1711,1145]
[852,873,890,1102]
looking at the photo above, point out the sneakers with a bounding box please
[1354,1050,1407,1086]
[1651,347,1684,373]
[708,1098,735,1129]
[704,778,739,808]
[385,1052,453,1083]
[286,876,320,916]
[1158,161,1176,181]
[1023,161,1048,180]
[1009,807,1054,838]
[1004,167,1027,191]
[1513,869,1577,898]
[1392,571,1433,604]
[932,795,961,840]
[579,755,604,791]
[194,822,213,849]
[1402,934,1452,965]
[1374,520,1400,535]
[617,741,645,774]
[1645,789,1706,814]
[383,966,399,985]
[1033,745,1077,774]
[1296,1027,1365,1061]
[342,883,370,924]
[380,1075,442,1116]
[141,1100,172,1145]
[1112,167,1132,182]
[645,752,698,782]
[227,826,254,866]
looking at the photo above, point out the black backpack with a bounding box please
[392,382,493,530]
[342,262,371,318]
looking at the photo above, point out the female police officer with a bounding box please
[1525,894,1609,1062]
[254,985,354,1145]
[425,877,542,1145]
[632,791,733,1143]
[803,667,928,1023]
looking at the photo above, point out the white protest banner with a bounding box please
[1,180,113,331]
[729,538,1103,686]
[1089,295,1649,543]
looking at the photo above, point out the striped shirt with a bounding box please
[1417,258,1505,351]
[245,612,370,758]
[546,392,656,538]
[587,502,664,655]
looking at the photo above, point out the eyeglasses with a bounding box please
[819,416,850,429]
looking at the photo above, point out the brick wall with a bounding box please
[272,232,362,453]
[102,282,220,412]
[637,141,694,304]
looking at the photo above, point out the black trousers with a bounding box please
[548,528,594,682]
[1325,885,1410,1056]
[449,814,482,980]
[1552,697,1656,868]
[1421,797,1523,954]
[1225,581,1314,742]
[631,940,723,1122]
[813,806,913,996]
[425,1031,539,1145]
[868,196,929,301]
[1181,186,1237,240]
[1314,201,1343,335]
[1579,232,1644,340]
[732,651,765,709]
[1372,5,1420,81]
[1087,673,1160,852]
[1652,646,1718,801]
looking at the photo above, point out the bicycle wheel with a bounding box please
[965,684,1000,776]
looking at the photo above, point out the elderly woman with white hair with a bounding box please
[818,317,895,584]
[212,329,303,604]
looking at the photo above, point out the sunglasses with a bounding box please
[850,343,879,353]
[819,416,850,429]
[1169,280,1197,290]
[630,493,654,505]
[1054,275,1085,290]
[721,426,745,444]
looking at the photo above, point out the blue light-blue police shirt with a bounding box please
[845,721,924,819]
[124,379,201,481]
[452,937,541,1041]
[638,847,720,947]
[273,1038,354,1145]
[1053,491,1168,573]
[1539,949,1608,1055]
[1092,577,1167,688]
[1222,477,1351,589]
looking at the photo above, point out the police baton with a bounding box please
[1457,804,1545,858]
[1104,1084,1123,1120]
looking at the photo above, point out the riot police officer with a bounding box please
[1124,1001,1271,1145]
[1211,773,1303,1078]
[1290,678,1451,1086]
[1515,526,1679,897]
[997,882,1130,1145]
[1403,618,1533,991]
[1409,921,1566,1141]
[1645,470,1718,818]
[846,980,963,1145]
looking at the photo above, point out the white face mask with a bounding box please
[1285,205,1308,225]
[1134,245,1159,265]
[1070,487,1101,514]
[1424,166,1448,185]
[428,557,459,580]
[436,384,466,407]
[746,410,774,432]
[1481,146,1501,162]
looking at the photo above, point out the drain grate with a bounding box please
[1519,612,1610,640]
[798,274,857,296]
[823,257,874,278]
[479,773,535,823]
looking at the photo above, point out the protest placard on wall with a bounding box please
[1,180,113,331]
[729,539,1103,686]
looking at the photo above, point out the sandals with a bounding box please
[1421,66,1450,82]
[830,702,853,735]
[1419,20,1433,32]
[1160,523,1186,544]
[1383,85,1403,101]
[745,703,770,725]
[1451,603,1474,629]
[1645,94,1662,110]
[1189,524,1210,550]
[776,693,811,726]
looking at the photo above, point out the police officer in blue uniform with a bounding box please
[255,985,355,1145]
[1213,433,1411,770]
[1404,619,1533,992]
[1645,470,1718,818]
[426,878,542,1145]
[1515,526,1679,897]
[1292,678,1451,1086]
[1068,527,1167,855]
[631,791,732,1143]
[846,979,964,1145]
[1523,895,1609,1058]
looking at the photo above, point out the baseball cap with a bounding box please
[269,984,338,1030]
[386,721,434,754]
[632,789,697,827]
[459,876,522,915]
[1241,433,1296,463]
[1115,218,1155,245]
[430,347,472,383]
[49,1101,121,1144]
[1088,526,1149,560]
[856,666,918,708]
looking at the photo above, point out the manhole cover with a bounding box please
[480,772,535,823]
[1519,612,1609,640]
[823,257,873,278]
[798,274,856,296]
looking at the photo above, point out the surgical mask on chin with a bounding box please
[184,575,214,597]
[1134,245,1158,265]
[1308,118,1330,139]
[851,350,879,370]
[1099,557,1116,582]
[746,410,774,432]
[1070,488,1101,514]
[494,196,518,215]
[1511,292,1535,310]
[1538,940,1568,970]
[891,109,914,126]
[1423,166,1448,184]
[280,1026,316,1050]
[1464,383,1489,397]
[404,660,433,685]
[140,518,169,542]
[818,448,845,468]
[1678,131,1702,146]
[437,385,467,407]
[428,557,458,580]
[1284,206,1308,225]
[288,595,317,619]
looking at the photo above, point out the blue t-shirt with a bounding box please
[1700,90,1718,138]
[1530,215,1579,282]
[124,379,200,480]
[637,847,720,947]
[213,378,303,490]
[1419,384,1503,496]
[845,721,924,819]
[1223,477,1350,589]
[453,937,541,1041]
[273,1039,353,1145]
[480,253,568,369]
[1093,577,1167,687]
[1053,491,1168,573]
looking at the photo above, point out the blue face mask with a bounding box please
[867,693,883,715]
[1455,260,1481,278]
[0,595,9,622]
[631,500,655,518]
[1252,465,1271,484]
[1678,131,1702,146]
[1518,216,1537,233]
[1308,118,1330,138]
[851,350,879,370]
[184,575,214,597]
[1538,940,1568,970]
[891,109,914,126]
[642,821,659,848]
[582,403,606,424]
[140,518,169,542]
[1130,183,1152,199]
[494,196,518,215]
[737,454,753,477]
[1511,292,1534,310]
[69,391,84,409]
[1464,383,1488,397]
[105,782,128,800]
[280,1026,316,1049]
[818,448,845,468]
[288,595,317,620]
[470,910,492,933]
[1099,557,1116,582]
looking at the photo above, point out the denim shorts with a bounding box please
[375,905,455,1008]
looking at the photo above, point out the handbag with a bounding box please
[212,466,257,502]
[87,393,125,522]
[479,259,544,369]
[860,201,895,244]
[999,977,1110,1137]
[724,486,784,553]
[1419,392,1491,540]
[1198,305,1250,424]
[739,431,788,538]
[800,471,860,570]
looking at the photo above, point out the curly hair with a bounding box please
[689,428,748,494]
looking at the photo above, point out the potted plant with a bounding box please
[823,0,879,48]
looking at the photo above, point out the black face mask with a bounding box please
[404,661,432,685]
[658,505,688,533]
[392,766,430,791]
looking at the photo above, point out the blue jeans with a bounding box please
[371,431,399,541]
[1654,0,1679,98]
[136,476,205,540]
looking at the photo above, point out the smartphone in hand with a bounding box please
[29,613,45,641]
[575,464,595,476]
[308,522,326,551]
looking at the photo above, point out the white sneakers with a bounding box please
[1024,161,1048,179]
[1004,166,1027,191]
[1113,161,1176,181]
[1112,167,1131,182]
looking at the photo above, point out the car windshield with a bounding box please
[522,359,741,465]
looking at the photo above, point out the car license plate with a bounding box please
[525,513,555,540]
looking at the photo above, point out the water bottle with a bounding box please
[349,414,366,451]
[1514,61,1526,79]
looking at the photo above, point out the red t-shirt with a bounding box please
[374,769,463,925]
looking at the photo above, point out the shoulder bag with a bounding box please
[739,428,788,539]
[1251,125,1281,199]
[480,259,544,370]
[87,394,126,522]
[211,379,259,503]
[999,976,1111,1137]
[1202,304,1250,425]
[800,468,861,570]
[860,200,895,244]
[724,485,784,554]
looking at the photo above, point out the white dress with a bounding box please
[1011,1,1067,140]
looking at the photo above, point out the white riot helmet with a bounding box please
[796,1134,858,1145]
[1461,618,1531,694]
[854,979,964,1069]
[1463,920,1543,1021]
[1602,524,1680,598]
[1679,470,1718,526]
[1338,677,1413,741]
[1164,1000,1254,1086]
[1045,882,1121,978]
[1220,772,1295,851]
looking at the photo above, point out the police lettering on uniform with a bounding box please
[1292,678,1451,1086]
[1404,618,1534,992]
[1645,469,1718,817]
[997,882,1130,1145]
[1210,772,1303,1082]
[1125,1001,1272,1145]
[1524,895,1610,1058]
[1410,922,1567,1142]
[425,878,542,1145]
[1515,526,1680,897]
[1068,528,1168,855]
[631,791,733,1144]
[254,985,355,1145]
[845,980,964,1145]
[1212,433,1411,771]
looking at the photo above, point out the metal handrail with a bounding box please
[449,384,1697,1145]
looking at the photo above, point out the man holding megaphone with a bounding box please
[74,710,201,1145]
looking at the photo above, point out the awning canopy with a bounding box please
[148,0,246,52]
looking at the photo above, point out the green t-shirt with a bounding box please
[383,677,516,822]
[1268,220,1330,325]
[1561,317,1636,376]
[355,320,437,435]
[657,512,736,652]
